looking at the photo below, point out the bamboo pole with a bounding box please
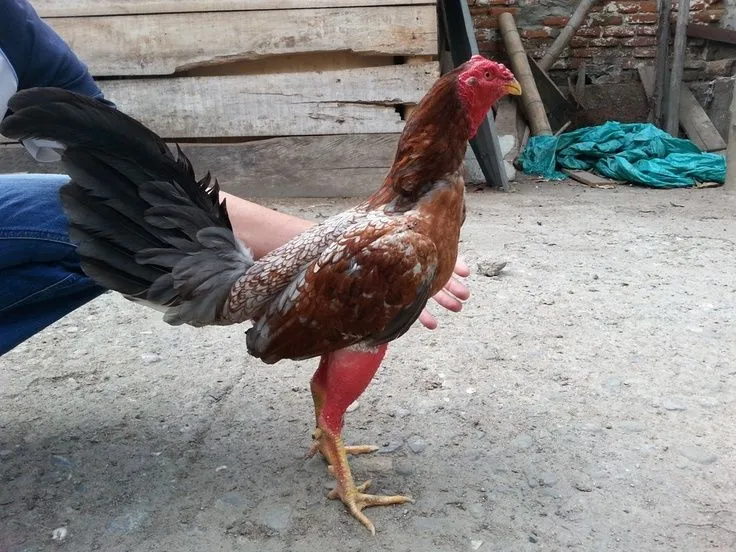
[653,0,671,127]
[538,0,600,72]
[498,12,552,136]
[666,0,691,136]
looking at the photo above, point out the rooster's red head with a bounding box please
[456,55,521,137]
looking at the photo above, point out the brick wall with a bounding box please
[470,0,727,81]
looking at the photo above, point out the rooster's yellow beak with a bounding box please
[504,79,522,96]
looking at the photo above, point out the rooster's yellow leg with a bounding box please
[308,344,412,534]
[313,421,412,535]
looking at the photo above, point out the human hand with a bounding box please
[418,258,470,330]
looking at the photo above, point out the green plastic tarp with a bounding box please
[518,121,726,188]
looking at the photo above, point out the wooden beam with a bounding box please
[679,87,727,152]
[666,0,690,136]
[440,0,509,190]
[686,23,736,45]
[538,0,600,72]
[0,135,400,197]
[562,169,623,187]
[638,65,724,151]
[47,6,438,76]
[34,0,436,17]
[527,55,576,132]
[0,63,438,142]
[498,13,552,136]
[653,0,671,128]
[638,64,655,97]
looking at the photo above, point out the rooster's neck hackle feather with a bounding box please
[366,68,469,211]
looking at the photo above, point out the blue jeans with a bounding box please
[0,173,104,355]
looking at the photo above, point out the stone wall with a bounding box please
[470,0,730,82]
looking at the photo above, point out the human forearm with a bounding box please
[221,192,314,259]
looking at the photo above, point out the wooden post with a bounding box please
[666,0,690,136]
[726,82,736,190]
[498,12,552,136]
[538,0,600,72]
[653,0,671,127]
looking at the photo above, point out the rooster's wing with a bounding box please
[244,215,438,363]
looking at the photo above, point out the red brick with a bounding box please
[627,13,658,24]
[477,40,502,54]
[571,47,600,58]
[577,26,604,37]
[520,27,553,39]
[542,15,569,27]
[603,25,636,37]
[622,36,657,47]
[691,9,725,22]
[615,1,645,14]
[689,0,706,11]
[589,36,622,47]
[632,24,658,36]
[489,6,519,16]
[637,1,658,12]
[570,36,589,48]
[633,47,657,57]
[588,13,624,25]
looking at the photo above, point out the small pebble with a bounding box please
[379,441,403,454]
[140,353,161,365]
[574,481,593,492]
[477,261,507,277]
[215,465,228,472]
[407,435,427,454]
[346,401,359,413]
[470,539,484,550]
[526,471,558,488]
[51,527,67,541]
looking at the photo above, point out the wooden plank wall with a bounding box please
[1,1,439,197]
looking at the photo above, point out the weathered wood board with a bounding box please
[639,64,726,151]
[0,63,438,142]
[34,0,435,17]
[0,134,400,197]
[562,168,623,188]
[47,6,438,76]
[678,86,727,152]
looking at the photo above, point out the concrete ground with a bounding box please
[1,181,735,552]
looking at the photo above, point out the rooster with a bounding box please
[0,55,520,533]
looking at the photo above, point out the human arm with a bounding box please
[221,192,470,329]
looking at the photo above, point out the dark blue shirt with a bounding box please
[0,0,112,103]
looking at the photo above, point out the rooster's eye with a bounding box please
[484,71,491,79]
